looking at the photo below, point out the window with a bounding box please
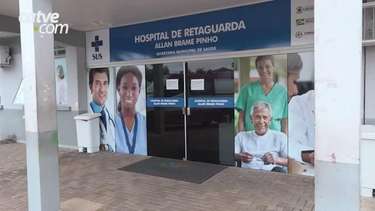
[364,46,375,124]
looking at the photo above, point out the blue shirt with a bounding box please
[90,101,103,113]
[115,112,147,155]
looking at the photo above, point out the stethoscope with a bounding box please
[105,107,116,129]
[90,104,115,132]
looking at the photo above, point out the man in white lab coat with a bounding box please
[287,53,315,165]
[89,68,116,152]
[288,90,315,164]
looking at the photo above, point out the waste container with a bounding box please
[74,113,101,153]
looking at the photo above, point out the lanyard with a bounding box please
[120,114,138,154]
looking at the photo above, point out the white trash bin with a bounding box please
[74,113,101,153]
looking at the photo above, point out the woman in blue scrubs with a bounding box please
[115,66,147,155]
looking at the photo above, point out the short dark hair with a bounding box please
[287,53,303,74]
[116,65,142,89]
[255,55,275,67]
[89,68,110,88]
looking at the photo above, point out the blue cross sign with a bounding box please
[91,36,103,52]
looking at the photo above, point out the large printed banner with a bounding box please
[110,0,291,61]
[234,52,315,175]
[87,65,148,155]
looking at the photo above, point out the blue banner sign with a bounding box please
[110,0,290,61]
[147,97,184,108]
[188,97,234,108]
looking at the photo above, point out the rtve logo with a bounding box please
[91,35,103,60]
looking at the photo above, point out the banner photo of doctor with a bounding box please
[88,67,116,152]
[115,65,148,155]
[287,52,315,176]
[234,54,289,173]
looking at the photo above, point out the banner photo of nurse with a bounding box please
[233,53,315,176]
[114,65,148,155]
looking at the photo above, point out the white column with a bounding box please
[19,0,60,210]
[65,46,80,111]
[315,1,362,211]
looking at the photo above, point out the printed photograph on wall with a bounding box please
[234,54,289,173]
[287,52,315,176]
[88,67,116,152]
[115,65,147,155]
[55,57,68,106]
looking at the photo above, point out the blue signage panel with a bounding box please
[188,97,234,108]
[147,97,184,108]
[110,0,290,61]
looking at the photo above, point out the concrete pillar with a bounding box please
[315,1,362,211]
[76,47,88,113]
[19,0,60,210]
[64,46,87,112]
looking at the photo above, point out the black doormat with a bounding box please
[119,157,227,184]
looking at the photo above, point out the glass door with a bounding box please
[145,63,186,159]
[145,59,236,166]
[186,59,235,165]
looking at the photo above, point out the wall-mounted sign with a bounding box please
[291,0,314,46]
[86,29,110,66]
[110,0,291,62]
[166,79,179,90]
[191,79,205,91]
[188,97,234,108]
[147,97,184,108]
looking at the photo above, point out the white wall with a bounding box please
[0,38,87,146]
[0,38,24,141]
[0,37,23,109]
[0,39,87,111]
[76,47,87,112]
[65,46,80,111]
[0,110,24,141]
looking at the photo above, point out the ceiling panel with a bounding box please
[0,0,269,31]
